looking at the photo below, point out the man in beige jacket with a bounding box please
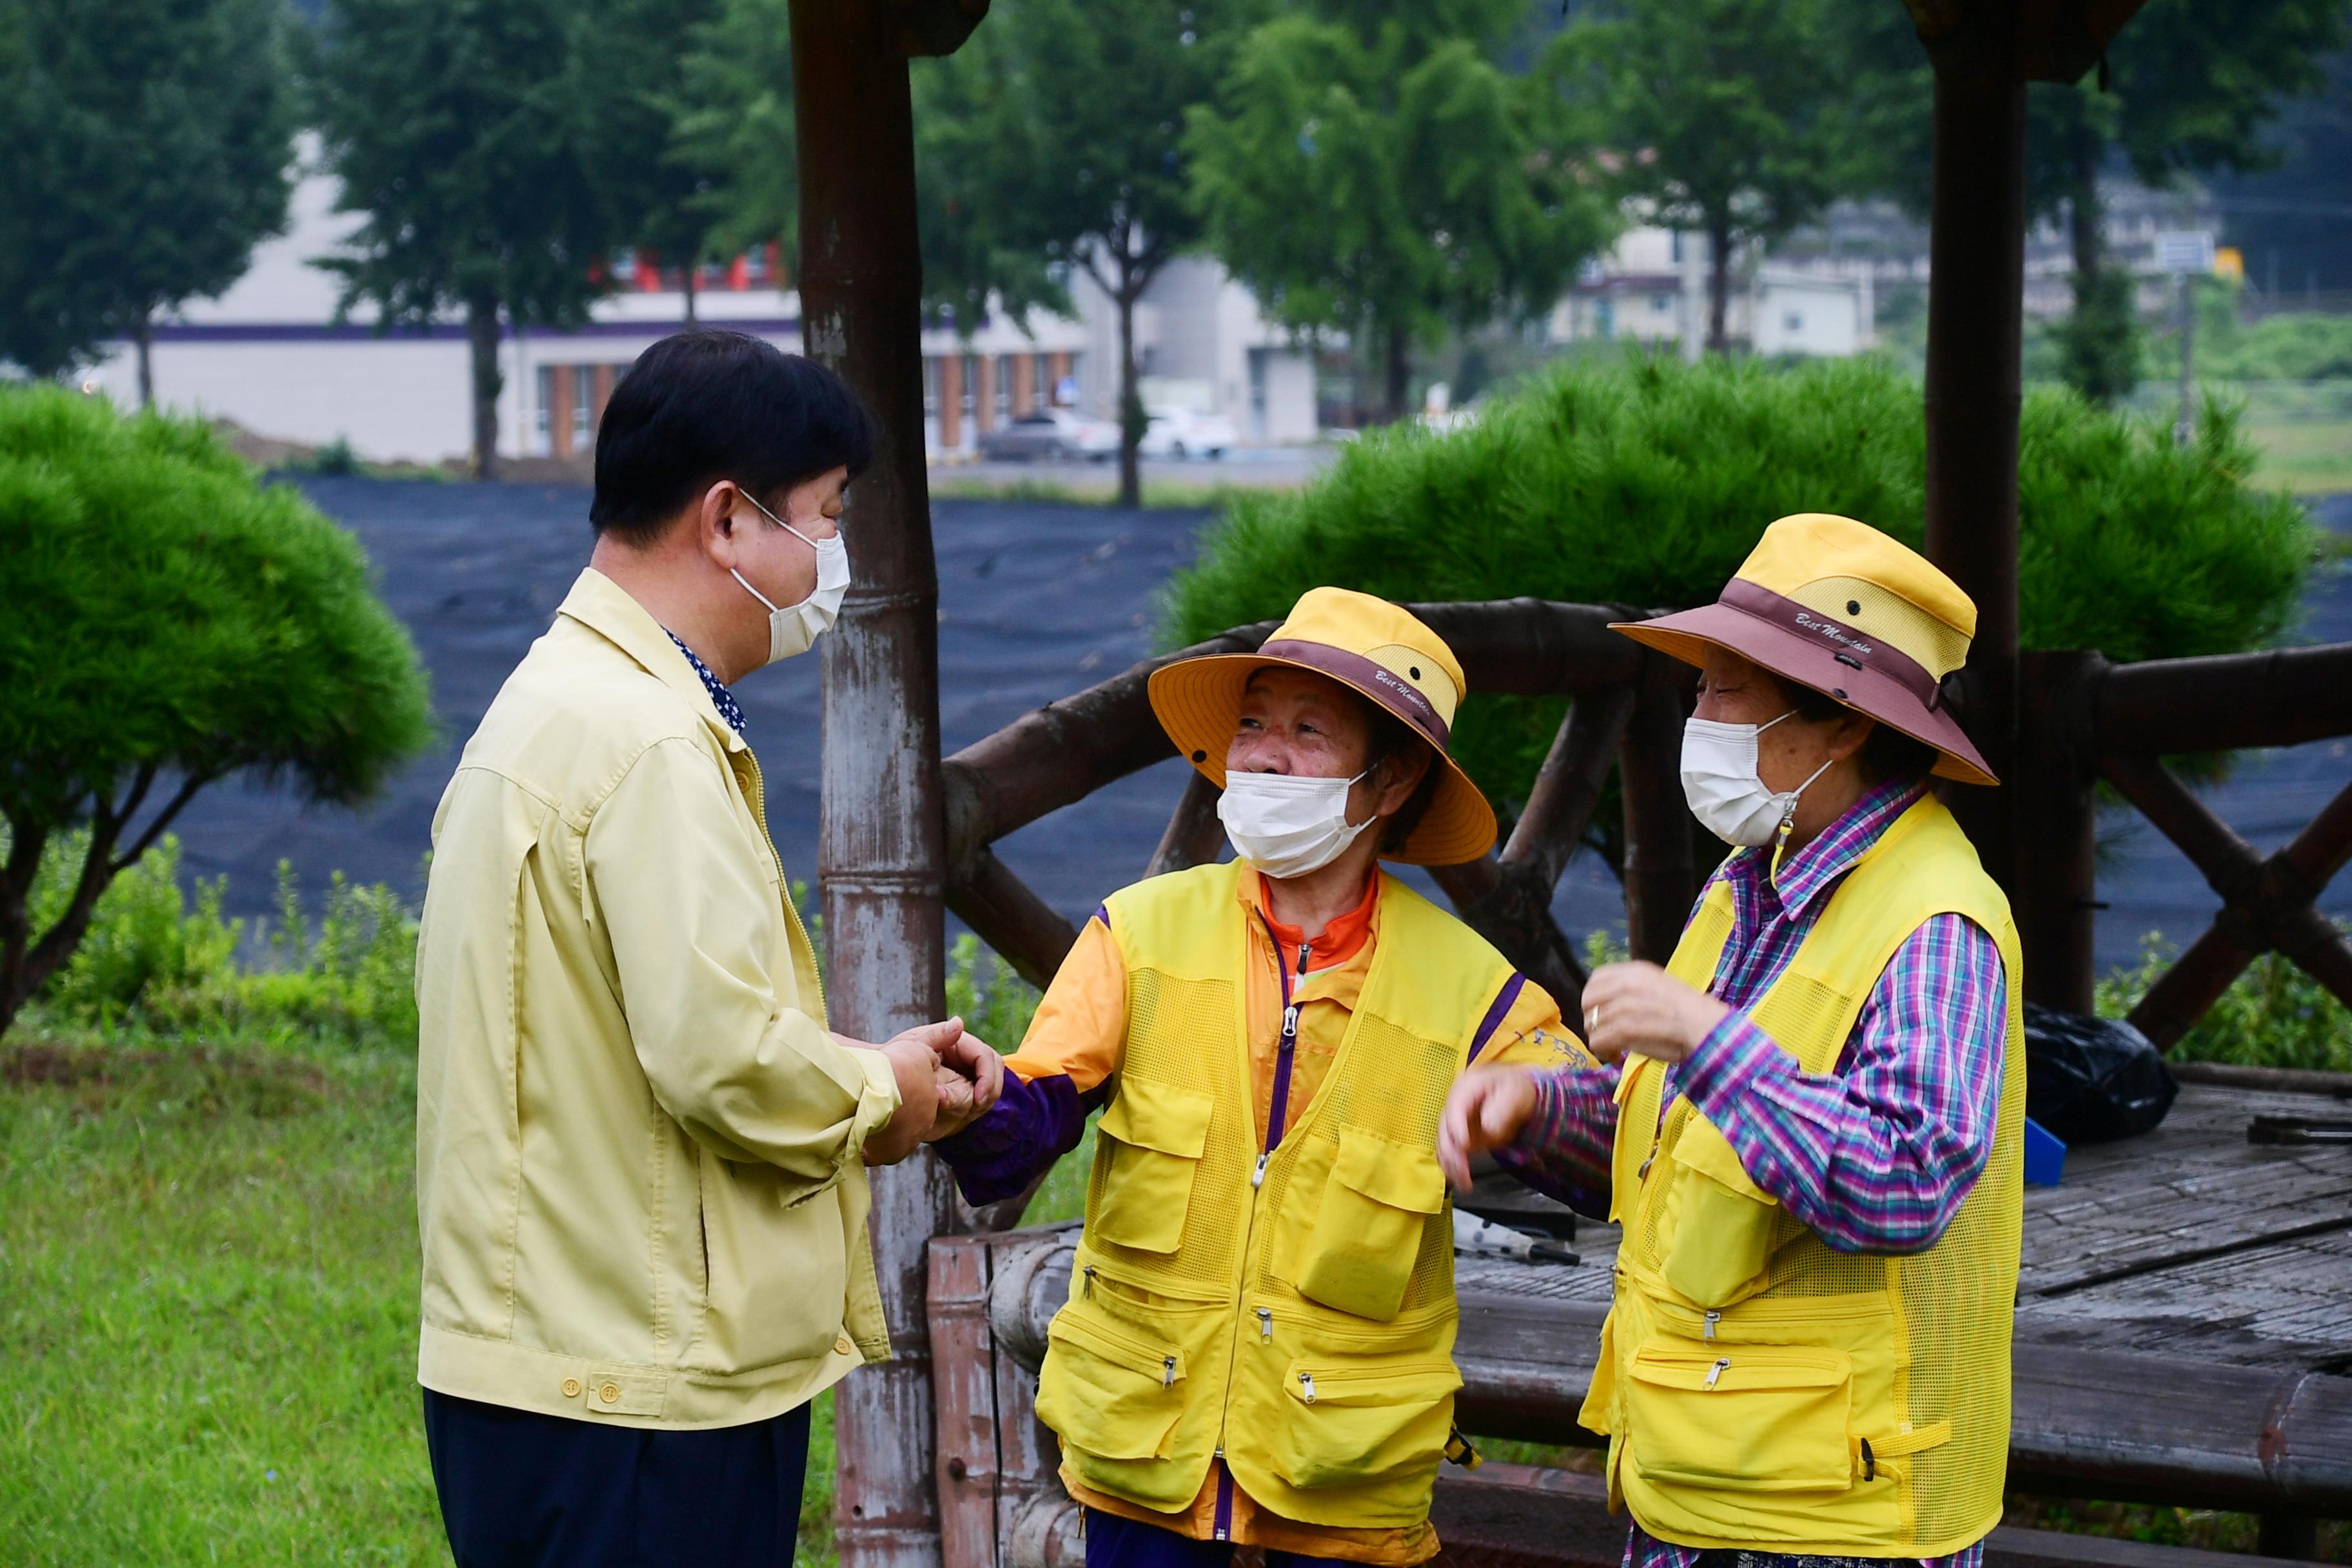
[413,329,1001,1567]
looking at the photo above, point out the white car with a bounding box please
[975,407,1121,462]
[1138,407,1239,460]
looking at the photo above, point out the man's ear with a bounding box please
[697,481,743,570]
[1830,712,1877,766]
[1375,743,1433,814]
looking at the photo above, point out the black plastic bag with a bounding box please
[2023,1003,2178,1144]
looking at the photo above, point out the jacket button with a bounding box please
[600,1382,621,1404]
[562,1378,583,1399]
[834,1336,856,1357]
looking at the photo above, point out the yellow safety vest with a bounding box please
[1034,861,1518,1528]
[1580,795,2025,1556]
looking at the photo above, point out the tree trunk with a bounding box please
[466,293,502,481]
[1385,320,1411,422]
[683,262,698,326]
[135,311,155,409]
[1706,215,1733,355]
[1116,274,1142,510]
[2067,123,2102,293]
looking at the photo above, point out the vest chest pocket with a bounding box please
[1034,1306,1187,1462]
[1091,1079,1215,1255]
[1296,1128,1446,1321]
[1626,1341,1854,1494]
[1658,1113,1778,1309]
[1276,1357,1462,1491]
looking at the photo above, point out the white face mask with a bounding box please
[1680,712,1838,848]
[1219,769,1374,880]
[731,489,851,666]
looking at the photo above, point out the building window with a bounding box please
[993,358,1012,424]
[923,356,941,418]
[1034,353,1052,406]
[959,354,977,422]
[1651,293,1673,314]
[1783,311,1804,332]
[571,366,594,451]
[1669,231,1683,263]
[534,365,553,456]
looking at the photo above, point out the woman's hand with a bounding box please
[1580,962,1730,1066]
[1438,1067,1541,1191]
[924,1031,1006,1142]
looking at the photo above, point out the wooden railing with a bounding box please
[938,602,2352,1102]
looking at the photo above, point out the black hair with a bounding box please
[588,329,876,543]
[1768,672,1938,785]
[1358,696,1443,854]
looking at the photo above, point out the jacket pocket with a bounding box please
[1295,1128,1445,1321]
[1625,1339,1854,1494]
[1034,1303,1187,1462]
[1658,1115,1778,1309]
[1090,1079,1214,1255]
[1275,1357,1461,1490]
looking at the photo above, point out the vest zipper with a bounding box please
[1162,1355,1178,1388]
[1256,1308,1273,1342]
[1082,1265,1095,1297]
[1298,1370,1317,1404]
[1703,1309,1720,1342]
[1213,1464,1234,1540]
[1260,929,1313,1149]
[1703,1357,1730,1389]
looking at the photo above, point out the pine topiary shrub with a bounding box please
[0,386,434,1037]
[1166,354,2313,816]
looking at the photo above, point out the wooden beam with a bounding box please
[2099,645,2352,757]
[1144,770,1224,879]
[1618,654,1698,963]
[792,5,954,1566]
[982,1230,2352,1514]
[943,849,1079,992]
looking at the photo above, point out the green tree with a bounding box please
[1188,2,1612,422]
[313,0,607,479]
[0,0,295,401]
[670,0,798,266]
[1845,0,2352,404]
[1167,355,2308,834]
[573,0,728,324]
[1541,0,1859,357]
[916,0,1257,505]
[0,385,434,1039]
[670,0,1061,361]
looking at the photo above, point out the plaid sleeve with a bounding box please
[1493,1059,1622,1220]
[1678,912,2008,1254]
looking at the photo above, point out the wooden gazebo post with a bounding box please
[790,6,988,1568]
[1906,0,2142,999]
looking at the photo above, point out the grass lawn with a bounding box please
[0,1030,443,1565]
[2247,415,2352,496]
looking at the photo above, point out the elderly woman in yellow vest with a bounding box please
[1442,515,2024,1568]
[935,587,1582,1568]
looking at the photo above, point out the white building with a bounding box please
[1546,223,1877,359]
[81,148,1317,467]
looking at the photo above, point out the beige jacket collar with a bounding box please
[555,567,749,754]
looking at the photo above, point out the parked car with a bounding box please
[974,407,1120,462]
[1138,407,1239,460]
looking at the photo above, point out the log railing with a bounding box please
[939,602,2352,1112]
[939,600,1685,1024]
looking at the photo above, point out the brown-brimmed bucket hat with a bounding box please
[1148,587,1498,865]
[1611,513,1997,787]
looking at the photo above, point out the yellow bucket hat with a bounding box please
[1612,513,1996,787]
[1148,587,1499,865]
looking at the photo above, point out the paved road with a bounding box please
[170,480,2352,981]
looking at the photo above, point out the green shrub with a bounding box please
[2099,932,2352,1072]
[21,830,419,1047]
[0,384,433,1037]
[1166,355,2313,814]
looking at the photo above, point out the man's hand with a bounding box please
[1438,1067,1540,1191]
[1581,961,1730,1067]
[859,1019,963,1166]
[924,1029,1006,1143]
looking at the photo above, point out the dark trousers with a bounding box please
[422,1388,812,1568]
[1083,1509,1373,1568]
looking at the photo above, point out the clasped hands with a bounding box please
[1436,961,1729,1191]
[850,1017,1008,1166]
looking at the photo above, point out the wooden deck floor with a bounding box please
[1460,1081,2352,1373]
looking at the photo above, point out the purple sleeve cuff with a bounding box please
[935,1071,1088,1206]
[1679,1008,1792,1121]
